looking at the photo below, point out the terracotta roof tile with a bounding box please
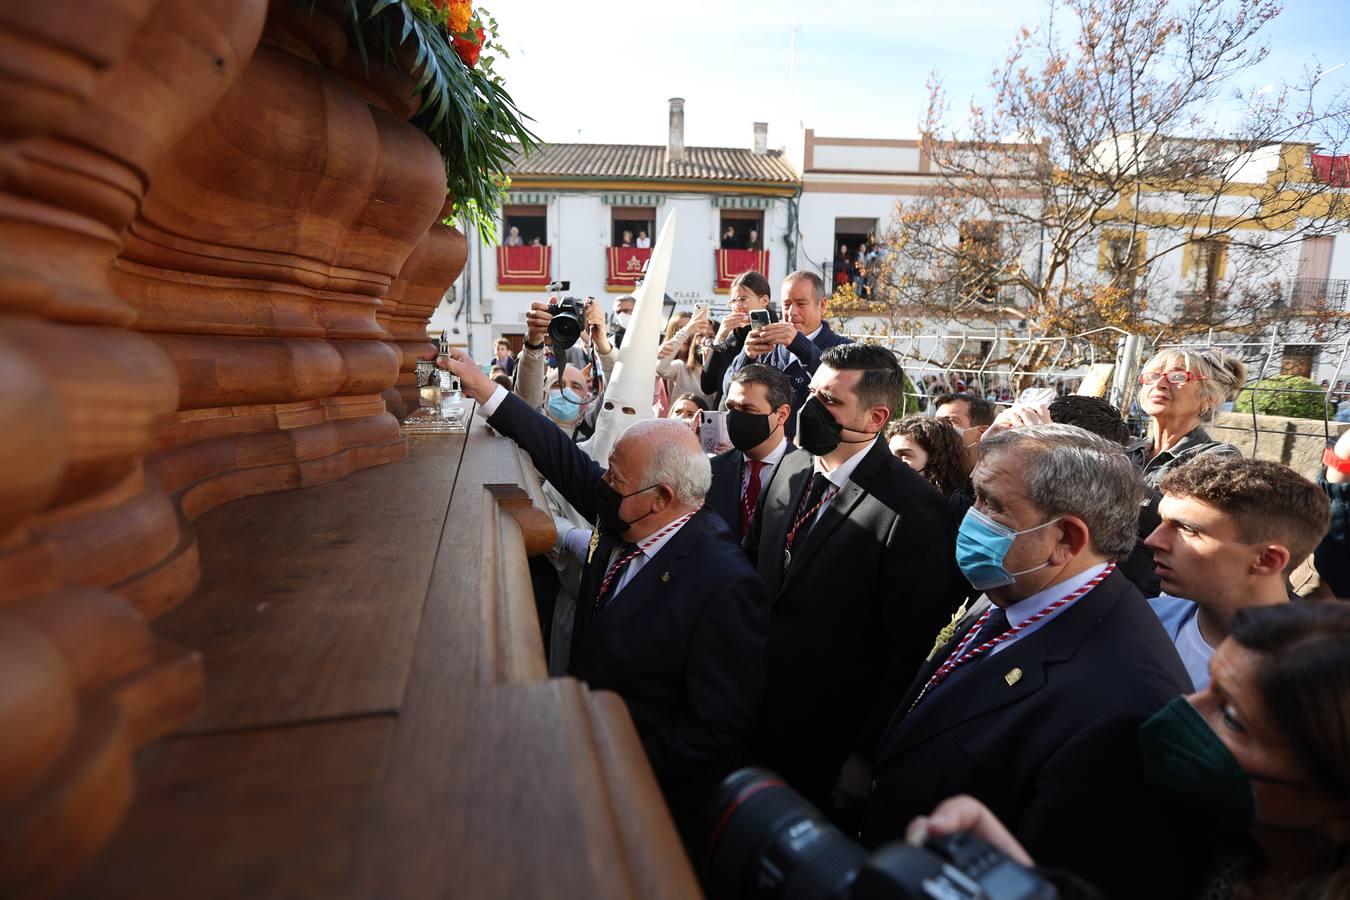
[507,143,799,184]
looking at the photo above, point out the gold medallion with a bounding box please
[1004,668,1023,687]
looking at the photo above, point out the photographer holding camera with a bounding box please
[517,294,618,437]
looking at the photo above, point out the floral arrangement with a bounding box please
[336,0,538,240]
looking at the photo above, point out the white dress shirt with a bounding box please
[805,435,880,525]
[743,437,789,495]
[559,516,692,599]
[987,561,1111,657]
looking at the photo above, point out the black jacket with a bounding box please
[743,437,964,812]
[862,569,1194,899]
[1316,471,1350,597]
[486,393,770,829]
[723,323,853,440]
[707,443,796,541]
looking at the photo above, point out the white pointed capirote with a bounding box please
[580,208,678,465]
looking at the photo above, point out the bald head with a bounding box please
[612,419,710,506]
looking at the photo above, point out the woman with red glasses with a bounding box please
[1127,348,1248,595]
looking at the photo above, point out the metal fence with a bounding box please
[841,326,1350,463]
[840,327,1136,417]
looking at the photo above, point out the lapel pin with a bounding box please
[660,571,670,583]
[1004,668,1023,687]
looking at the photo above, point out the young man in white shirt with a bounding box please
[1145,455,1330,689]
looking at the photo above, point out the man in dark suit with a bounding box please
[438,348,769,839]
[862,423,1192,899]
[707,364,795,541]
[724,270,852,439]
[744,342,964,828]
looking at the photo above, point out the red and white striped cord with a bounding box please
[910,562,1117,710]
[592,511,697,616]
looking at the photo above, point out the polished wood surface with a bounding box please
[3,1,693,894]
[59,429,700,899]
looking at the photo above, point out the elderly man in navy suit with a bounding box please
[438,348,768,841]
[723,270,851,438]
[862,424,1191,898]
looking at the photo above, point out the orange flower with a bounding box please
[453,26,484,67]
[448,0,472,34]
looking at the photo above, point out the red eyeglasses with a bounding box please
[1139,369,1208,385]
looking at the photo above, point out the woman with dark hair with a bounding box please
[666,392,708,434]
[907,602,1350,900]
[884,415,968,497]
[700,270,772,406]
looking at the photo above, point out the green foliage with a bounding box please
[338,1,539,242]
[1234,375,1334,420]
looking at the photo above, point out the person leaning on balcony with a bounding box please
[1127,347,1247,597]
[701,270,773,406]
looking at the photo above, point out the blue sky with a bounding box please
[489,0,1350,155]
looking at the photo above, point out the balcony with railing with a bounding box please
[496,245,552,289]
[605,247,651,291]
[715,249,770,292]
[1286,277,1350,309]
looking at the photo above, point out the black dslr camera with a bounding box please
[546,281,588,351]
[704,769,1057,900]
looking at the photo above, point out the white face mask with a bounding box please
[613,312,632,330]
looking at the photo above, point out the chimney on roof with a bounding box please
[753,122,768,155]
[667,97,686,164]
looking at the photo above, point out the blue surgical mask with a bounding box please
[546,388,587,425]
[956,507,1062,591]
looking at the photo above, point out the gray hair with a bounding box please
[782,269,826,304]
[624,419,711,506]
[980,423,1144,559]
[1137,347,1247,423]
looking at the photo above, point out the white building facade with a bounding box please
[433,101,801,355]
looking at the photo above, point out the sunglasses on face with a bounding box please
[1139,369,1208,385]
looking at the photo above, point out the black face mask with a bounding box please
[726,408,777,454]
[594,479,660,537]
[795,395,877,457]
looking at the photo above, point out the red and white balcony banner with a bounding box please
[497,245,552,287]
[606,247,652,288]
[715,249,770,291]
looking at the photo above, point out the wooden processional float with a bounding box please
[0,2,698,897]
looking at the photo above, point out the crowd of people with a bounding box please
[835,240,881,298]
[430,273,1350,900]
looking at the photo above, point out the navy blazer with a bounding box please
[743,437,964,813]
[862,569,1194,899]
[486,392,770,828]
[723,322,852,439]
[707,444,795,541]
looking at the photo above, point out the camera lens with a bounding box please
[703,768,867,900]
[548,308,582,350]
